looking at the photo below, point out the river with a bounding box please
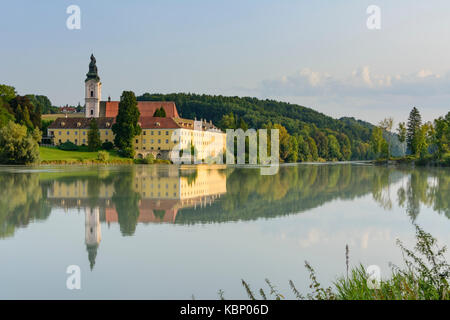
[0,163,449,299]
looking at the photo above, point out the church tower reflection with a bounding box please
[85,207,101,270]
[45,166,227,269]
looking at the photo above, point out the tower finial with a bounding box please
[85,54,100,82]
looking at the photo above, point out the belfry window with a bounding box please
[90,109,94,116]
[91,91,94,97]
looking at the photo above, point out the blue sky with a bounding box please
[1,0,450,124]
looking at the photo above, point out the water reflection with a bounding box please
[0,164,449,269]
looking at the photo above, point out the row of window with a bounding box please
[135,183,177,189]
[53,130,109,136]
[136,146,161,150]
[142,192,177,197]
[52,129,222,138]
[136,139,170,144]
[58,138,109,144]
[134,138,216,145]
[141,130,220,137]
[143,130,169,136]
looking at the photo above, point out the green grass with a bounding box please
[41,113,84,121]
[39,146,132,164]
[228,225,449,300]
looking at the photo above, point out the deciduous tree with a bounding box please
[379,117,394,158]
[0,121,40,164]
[397,122,407,156]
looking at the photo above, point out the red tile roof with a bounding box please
[138,117,181,129]
[48,117,115,129]
[105,200,179,223]
[48,116,221,132]
[104,101,180,118]
[48,116,200,130]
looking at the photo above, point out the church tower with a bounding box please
[85,54,102,118]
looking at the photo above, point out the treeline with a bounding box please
[1,164,448,238]
[0,83,79,164]
[371,107,450,165]
[138,93,378,161]
[0,84,46,164]
[218,112,356,162]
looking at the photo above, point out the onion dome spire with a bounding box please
[85,54,100,82]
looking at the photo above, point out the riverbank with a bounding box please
[374,153,450,167]
[39,146,450,167]
[39,146,170,165]
[372,153,450,167]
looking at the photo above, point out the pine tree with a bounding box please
[88,118,101,151]
[406,107,422,155]
[112,91,141,158]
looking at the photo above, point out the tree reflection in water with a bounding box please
[0,165,448,239]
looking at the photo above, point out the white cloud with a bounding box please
[260,66,450,98]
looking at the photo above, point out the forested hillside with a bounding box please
[137,93,377,160]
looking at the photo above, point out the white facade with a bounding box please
[85,79,102,118]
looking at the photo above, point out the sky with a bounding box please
[1,0,450,124]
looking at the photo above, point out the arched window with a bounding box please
[91,90,94,97]
[90,109,94,115]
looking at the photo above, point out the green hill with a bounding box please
[137,93,376,160]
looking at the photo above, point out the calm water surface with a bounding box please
[0,164,449,299]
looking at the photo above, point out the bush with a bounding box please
[101,141,114,150]
[97,150,109,162]
[0,121,40,164]
[57,141,78,151]
[443,153,450,166]
[142,153,155,164]
[118,146,134,158]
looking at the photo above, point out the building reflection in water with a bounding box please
[85,207,101,270]
[8,164,447,270]
[46,166,227,269]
